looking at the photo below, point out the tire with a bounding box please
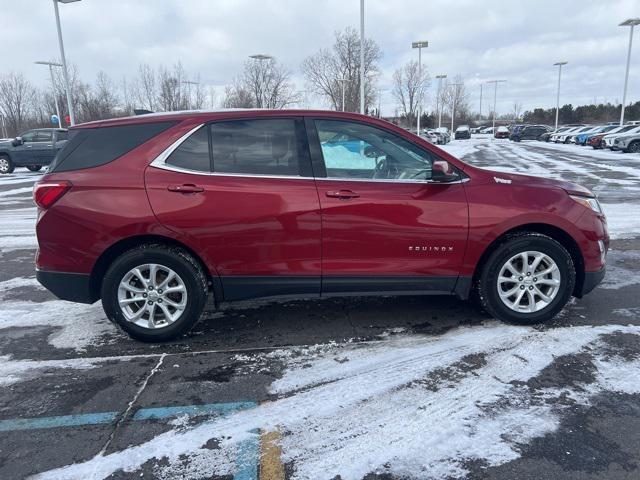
[0,155,14,174]
[474,233,575,325]
[627,141,640,154]
[101,244,208,342]
[27,165,43,172]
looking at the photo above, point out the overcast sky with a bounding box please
[3,0,639,116]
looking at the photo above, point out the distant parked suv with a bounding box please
[35,110,608,342]
[510,125,551,142]
[0,128,68,174]
[454,125,471,140]
[611,131,640,153]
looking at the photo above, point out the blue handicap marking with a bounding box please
[0,401,259,480]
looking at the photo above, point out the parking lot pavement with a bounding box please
[1,138,640,480]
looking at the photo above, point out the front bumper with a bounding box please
[36,269,97,304]
[578,267,606,297]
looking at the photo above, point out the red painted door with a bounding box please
[309,118,469,294]
[146,118,322,300]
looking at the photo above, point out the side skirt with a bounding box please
[220,275,472,302]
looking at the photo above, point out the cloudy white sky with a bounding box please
[3,0,640,116]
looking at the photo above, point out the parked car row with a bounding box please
[541,122,640,153]
[411,127,451,145]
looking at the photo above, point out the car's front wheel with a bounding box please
[626,141,640,154]
[475,233,575,325]
[27,165,43,172]
[0,155,14,174]
[101,244,208,342]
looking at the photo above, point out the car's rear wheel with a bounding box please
[26,165,43,172]
[101,244,208,342]
[475,233,575,325]
[626,141,640,154]
[0,155,14,174]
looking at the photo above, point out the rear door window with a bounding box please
[51,121,177,172]
[210,119,310,177]
[35,131,53,142]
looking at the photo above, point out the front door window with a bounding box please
[315,119,434,181]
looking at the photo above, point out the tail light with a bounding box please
[33,181,72,209]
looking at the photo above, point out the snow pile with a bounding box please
[34,323,640,480]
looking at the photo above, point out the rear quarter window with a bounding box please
[50,121,177,173]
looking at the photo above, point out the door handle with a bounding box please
[167,184,204,193]
[326,189,360,199]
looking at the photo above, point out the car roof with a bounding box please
[72,109,386,129]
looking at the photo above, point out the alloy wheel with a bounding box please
[117,263,188,329]
[0,158,9,174]
[496,251,561,313]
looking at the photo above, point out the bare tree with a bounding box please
[189,75,207,110]
[242,57,298,108]
[302,27,381,112]
[392,60,430,126]
[512,101,523,121]
[222,80,254,108]
[0,72,36,136]
[157,63,187,111]
[136,64,157,111]
[441,75,471,127]
[76,71,119,122]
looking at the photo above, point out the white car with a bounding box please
[422,129,440,144]
[551,126,585,143]
[603,125,640,150]
[611,131,640,153]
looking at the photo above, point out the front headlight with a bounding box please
[570,194,603,214]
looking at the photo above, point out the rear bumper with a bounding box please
[36,269,97,304]
[578,267,606,298]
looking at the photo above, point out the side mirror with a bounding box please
[431,160,459,183]
[12,137,23,147]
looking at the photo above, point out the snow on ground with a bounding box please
[602,203,640,239]
[34,323,640,480]
[0,300,115,352]
[0,206,37,251]
[0,186,34,198]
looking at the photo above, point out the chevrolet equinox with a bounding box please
[34,110,608,342]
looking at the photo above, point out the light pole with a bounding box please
[359,0,365,114]
[249,54,274,108]
[479,83,483,121]
[553,61,567,131]
[412,40,428,136]
[449,82,463,133]
[52,0,80,126]
[35,61,63,128]
[435,74,447,128]
[486,80,507,132]
[619,19,640,125]
[181,80,199,110]
[337,78,348,111]
[0,114,7,139]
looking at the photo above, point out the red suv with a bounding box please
[34,110,608,342]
